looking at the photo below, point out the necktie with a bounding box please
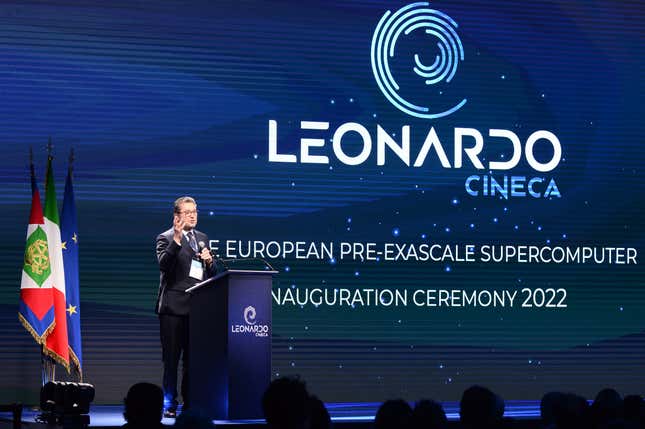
[188,231,199,254]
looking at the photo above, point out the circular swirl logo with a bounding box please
[243,305,257,325]
[371,2,467,119]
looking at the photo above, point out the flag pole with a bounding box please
[31,146,49,388]
[68,147,74,174]
[43,139,56,384]
[64,146,83,382]
[68,147,78,383]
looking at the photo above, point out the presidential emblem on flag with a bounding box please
[24,228,51,280]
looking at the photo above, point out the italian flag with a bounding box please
[42,157,70,369]
[19,161,55,343]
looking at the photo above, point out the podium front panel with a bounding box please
[227,273,272,419]
[189,270,273,420]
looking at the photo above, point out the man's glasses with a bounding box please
[179,210,198,216]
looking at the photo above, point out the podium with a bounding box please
[187,260,277,420]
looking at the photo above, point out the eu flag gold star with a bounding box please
[72,233,78,243]
[67,304,77,316]
[62,241,67,250]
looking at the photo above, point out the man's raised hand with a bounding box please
[173,215,185,244]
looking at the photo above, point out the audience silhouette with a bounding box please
[374,399,412,429]
[459,385,504,429]
[262,376,311,429]
[122,382,164,429]
[309,395,332,429]
[411,399,447,429]
[541,391,567,428]
[541,391,590,429]
[118,380,645,429]
[591,388,624,429]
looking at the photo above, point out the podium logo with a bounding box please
[231,305,269,337]
[371,2,466,119]
[244,305,257,325]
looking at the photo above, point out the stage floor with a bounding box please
[3,401,543,428]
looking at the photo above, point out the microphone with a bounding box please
[199,240,224,272]
[197,241,207,261]
[199,240,219,266]
[196,241,209,270]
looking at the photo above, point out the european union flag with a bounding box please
[61,155,83,380]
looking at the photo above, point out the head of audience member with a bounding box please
[309,395,331,429]
[411,399,447,429]
[541,391,568,427]
[123,382,164,428]
[560,393,591,429]
[592,388,624,427]
[374,399,412,429]
[262,376,310,429]
[459,385,504,429]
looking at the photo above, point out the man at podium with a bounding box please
[155,196,214,417]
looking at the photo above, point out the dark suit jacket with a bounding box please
[155,228,213,315]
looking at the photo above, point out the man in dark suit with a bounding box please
[155,196,214,417]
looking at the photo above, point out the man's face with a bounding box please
[177,202,198,230]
